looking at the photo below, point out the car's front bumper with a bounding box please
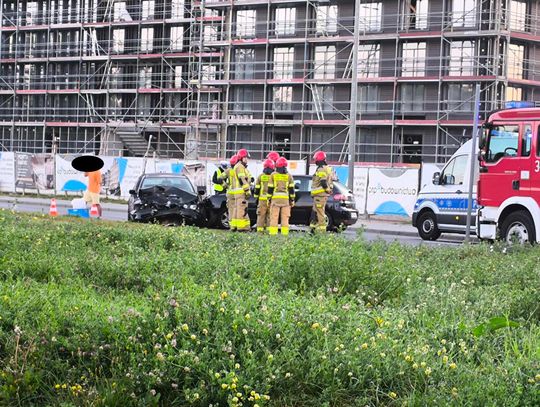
[334,206,359,226]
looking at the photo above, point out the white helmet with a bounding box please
[219,160,229,168]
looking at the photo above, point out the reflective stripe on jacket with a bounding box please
[269,172,295,200]
[311,165,333,196]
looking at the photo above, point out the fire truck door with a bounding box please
[482,123,530,207]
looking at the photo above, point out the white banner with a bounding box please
[366,168,419,217]
[0,152,15,192]
[352,167,369,215]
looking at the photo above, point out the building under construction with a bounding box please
[0,0,539,163]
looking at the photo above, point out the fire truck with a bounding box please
[477,105,540,244]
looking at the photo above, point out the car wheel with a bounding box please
[325,211,336,232]
[417,211,441,241]
[500,210,536,245]
[218,207,230,229]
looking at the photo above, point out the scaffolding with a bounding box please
[0,0,539,163]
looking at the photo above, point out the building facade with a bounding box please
[0,0,539,163]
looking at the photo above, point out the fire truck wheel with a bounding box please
[500,210,536,245]
[417,211,441,241]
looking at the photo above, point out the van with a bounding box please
[412,139,478,240]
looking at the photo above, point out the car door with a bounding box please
[290,177,312,224]
[434,154,473,231]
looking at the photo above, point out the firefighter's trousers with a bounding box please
[269,199,291,235]
[310,195,328,232]
[256,199,270,232]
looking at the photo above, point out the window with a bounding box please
[26,2,39,25]
[141,28,154,52]
[313,85,334,113]
[235,48,255,79]
[449,40,475,75]
[174,66,183,88]
[170,26,184,51]
[447,83,474,111]
[506,86,522,102]
[171,0,184,19]
[275,8,296,36]
[316,5,338,35]
[273,86,293,111]
[358,44,380,78]
[204,25,218,42]
[113,2,132,22]
[452,0,476,28]
[112,29,125,53]
[522,124,531,157]
[508,43,525,79]
[359,130,377,162]
[402,42,426,76]
[509,1,526,32]
[485,125,519,162]
[402,0,428,30]
[236,10,256,38]
[357,85,378,112]
[440,154,468,185]
[359,2,382,31]
[233,87,253,112]
[137,95,152,119]
[273,47,294,80]
[139,66,152,88]
[401,84,424,111]
[314,46,336,79]
[202,65,217,81]
[142,1,155,20]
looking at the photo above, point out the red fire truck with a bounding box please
[477,106,540,244]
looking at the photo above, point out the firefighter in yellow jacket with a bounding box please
[232,149,252,231]
[310,151,333,233]
[268,157,295,235]
[254,158,275,233]
[218,154,239,230]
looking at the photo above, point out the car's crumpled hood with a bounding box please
[137,185,198,206]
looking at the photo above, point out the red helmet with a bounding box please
[275,157,288,168]
[230,155,239,166]
[266,151,280,162]
[237,149,250,159]
[313,151,327,162]
[263,159,275,170]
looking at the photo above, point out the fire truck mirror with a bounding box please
[432,172,441,185]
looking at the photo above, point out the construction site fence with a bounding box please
[0,150,448,218]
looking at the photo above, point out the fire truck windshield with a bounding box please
[483,124,519,163]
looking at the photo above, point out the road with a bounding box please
[0,197,474,246]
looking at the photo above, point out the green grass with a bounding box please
[0,210,538,406]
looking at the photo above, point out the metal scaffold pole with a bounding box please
[348,0,361,192]
[465,83,481,243]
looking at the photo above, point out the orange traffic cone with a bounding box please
[90,204,99,218]
[49,198,58,217]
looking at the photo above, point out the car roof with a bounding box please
[141,173,188,178]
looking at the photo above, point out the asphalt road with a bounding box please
[0,198,471,247]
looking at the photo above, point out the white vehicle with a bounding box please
[412,140,479,240]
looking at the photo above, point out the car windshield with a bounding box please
[140,176,195,193]
[484,125,519,163]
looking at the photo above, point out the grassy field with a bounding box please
[0,210,538,406]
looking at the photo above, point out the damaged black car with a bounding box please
[127,173,206,227]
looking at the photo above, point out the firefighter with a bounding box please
[218,155,239,230]
[268,157,295,235]
[232,148,252,232]
[266,151,280,165]
[254,158,275,233]
[212,160,229,194]
[310,151,333,233]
